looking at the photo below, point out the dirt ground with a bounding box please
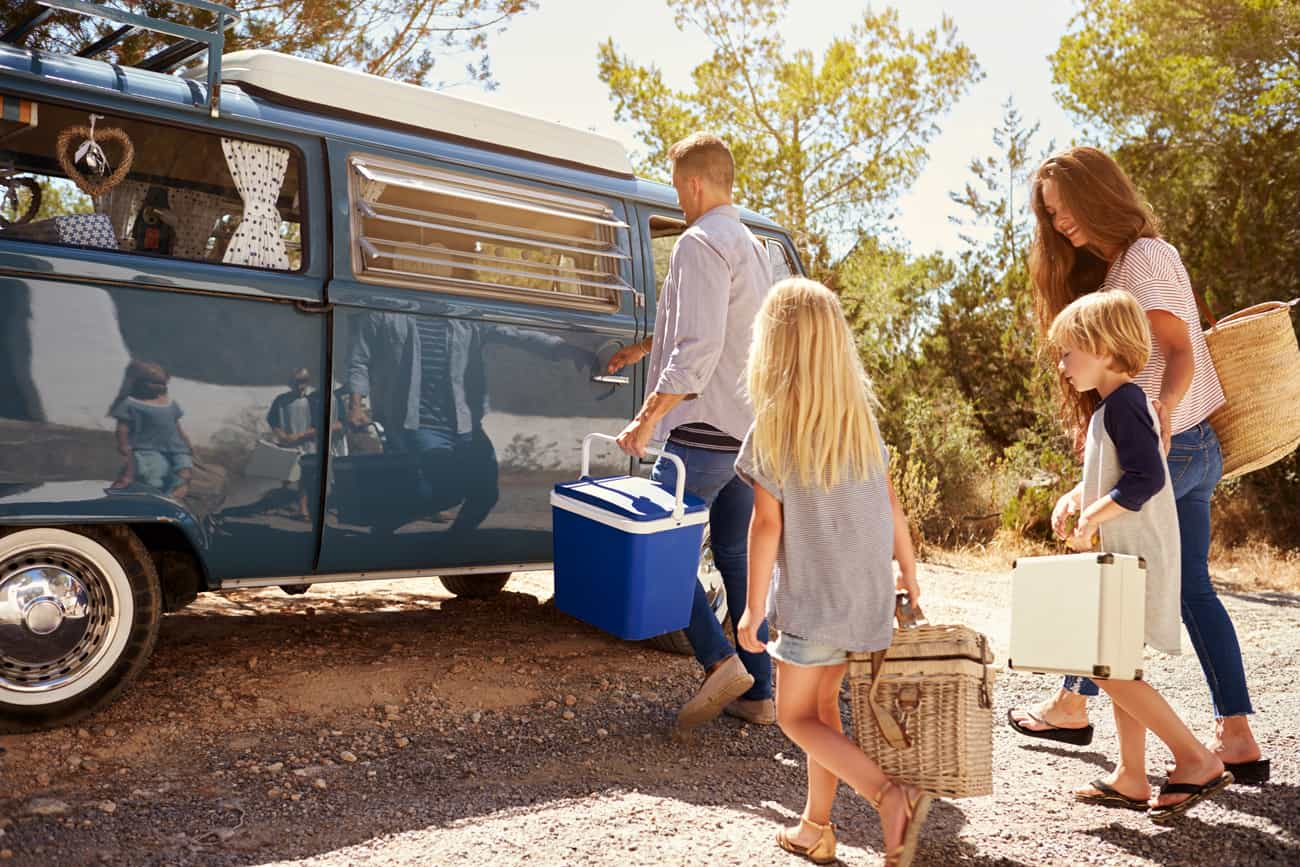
[0,565,1296,866]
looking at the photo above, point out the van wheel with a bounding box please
[440,573,510,598]
[0,526,161,733]
[645,526,728,656]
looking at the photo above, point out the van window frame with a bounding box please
[0,86,312,276]
[343,150,637,315]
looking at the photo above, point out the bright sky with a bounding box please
[467,0,1087,257]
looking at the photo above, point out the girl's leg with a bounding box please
[786,663,847,846]
[1097,680,1224,808]
[774,661,919,854]
[1077,702,1151,801]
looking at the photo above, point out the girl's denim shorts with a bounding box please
[767,631,849,668]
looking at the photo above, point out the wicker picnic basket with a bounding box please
[847,594,994,799]
[1201,299,1300,479]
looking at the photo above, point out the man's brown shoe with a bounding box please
[724,697,776,725]
[676,655,754,731]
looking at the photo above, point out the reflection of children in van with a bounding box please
[108,361,194,497]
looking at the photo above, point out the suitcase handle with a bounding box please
[581,433,688,523]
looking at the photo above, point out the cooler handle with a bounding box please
[581,432,688,523]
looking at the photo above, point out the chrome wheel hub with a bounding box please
[0,549,116,693]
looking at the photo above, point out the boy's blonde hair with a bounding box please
[745,277,885,489]
[1048,290,1151,376]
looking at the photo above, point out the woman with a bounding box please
[1007,146,1268,791]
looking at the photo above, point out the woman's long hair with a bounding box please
[745,277,884,490]
[1027,146,1162,440]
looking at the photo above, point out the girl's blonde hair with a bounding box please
[1047,290,1151,376]
[745,277,885,489]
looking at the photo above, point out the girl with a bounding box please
[109,360,194,498]
[735,278,928,867]
[1048,290,1231,820]
[1008,146,1267,787]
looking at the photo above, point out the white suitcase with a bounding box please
[1009,552,1146,681]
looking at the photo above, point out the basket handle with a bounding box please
[867,650,912,750]
[581,432,687,523]
[1208,298,1300,331]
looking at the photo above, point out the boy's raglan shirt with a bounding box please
[1101,382,1166,512]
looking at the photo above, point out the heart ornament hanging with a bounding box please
[56,116,134,197]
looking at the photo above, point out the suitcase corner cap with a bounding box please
[1096,553,1115,565]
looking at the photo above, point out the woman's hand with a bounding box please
[736,607,765,654]
[1153,398,1173,456]
[1052,486,1083,539]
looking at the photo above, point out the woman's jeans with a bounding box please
[1063,421,1254,718]
[651,442,772,701]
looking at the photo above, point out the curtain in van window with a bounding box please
[220,139,289,269]
[95,180,151,247]
[169,188,231,260]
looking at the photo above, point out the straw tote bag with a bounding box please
[847,594,995,799]
[1195,295,1300,479]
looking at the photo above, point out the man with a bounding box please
[267,367,321,518]
[609,133,775,731]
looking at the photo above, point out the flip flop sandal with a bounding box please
[1149,771,1234,824]
[776,819,837,865]
[1006,708,1095,746]
[1224,759,1270,785]
[1074,779,1150,811]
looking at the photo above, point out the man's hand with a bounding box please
[736,607,765,655]
[607,340,650,375]
[615,417,654,458]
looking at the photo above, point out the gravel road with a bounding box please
[0,564,1295,866]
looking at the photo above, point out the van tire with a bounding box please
[440,573,511,598]
[0,525,161,733]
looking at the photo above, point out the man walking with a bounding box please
[609,132,774,731]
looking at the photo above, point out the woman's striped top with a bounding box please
[1104,238,1225,436]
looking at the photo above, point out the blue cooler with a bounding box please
[551,434,709,640]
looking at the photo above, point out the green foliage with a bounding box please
[998,434,1077,541]
[1,1,537,88]
[598,0,982,277]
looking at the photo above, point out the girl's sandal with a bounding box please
[776,817,837,865]
[867,778,934,867]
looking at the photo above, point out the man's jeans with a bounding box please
[1063,421,1254,718]
[651,441,772,701]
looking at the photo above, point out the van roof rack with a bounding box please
[0,0,239,117]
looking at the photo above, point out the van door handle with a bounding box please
[591,374,630,385]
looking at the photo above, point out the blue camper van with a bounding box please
[0,2,802,731]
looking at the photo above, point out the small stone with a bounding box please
[597,728,609,738]
[290,793,302,802]
[562,710,575,721]
[267,788,282,799]
[81,760,99,772]
[395,737,410,749]
[248,657,259,670]
[383,704,400,717]
[266,762,284,773]
[95,801,117,814]
[67,756,82,769]
[103,728,117,738]
[491,656,506,665]
[35,773,50,787]
[0,849,12,860]
[470,711,482,724]
[25,798,70,817]
[340,752,357,764]
[367,770,377,778]
[563,695,577,707]
[77,728,91,739]
[544,701,558,710]
[313,778,327,790]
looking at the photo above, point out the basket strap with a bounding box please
[1194,289,1218,329]
[868,650,911,750]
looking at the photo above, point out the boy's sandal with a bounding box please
[867,778,934,867]
[776,818,837,865]
[1074,779,1150,811]
[1149,771,1234,824]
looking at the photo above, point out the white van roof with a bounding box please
[207,50,635,177]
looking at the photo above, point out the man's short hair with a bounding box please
[668,133,734,191]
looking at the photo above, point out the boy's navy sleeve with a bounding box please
[1103,385,1166,511]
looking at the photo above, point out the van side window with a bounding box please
[349,155,631,310]
[766,238,795,280]
[0,92,304,270]
[647,214,686,287]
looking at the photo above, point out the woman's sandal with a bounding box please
[867,778,934,867]
[776,817,837,865]
[1149,771,1234,824]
